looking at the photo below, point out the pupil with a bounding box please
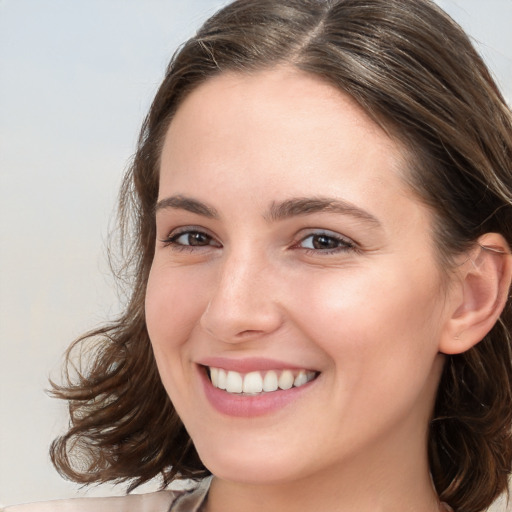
[189,232,208,246]
[313,235,337,250]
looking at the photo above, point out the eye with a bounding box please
[161,229,221,250]
[173,231,213,246]
[296,231,355,253]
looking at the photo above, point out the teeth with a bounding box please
[294,370,308,387]
[263,370,278,392]
[242,371,263,393]
[217,369,227,390]
[208,367,316,395]
[278,370,294,390]
[226,371,243,393]
[210,367,219,387]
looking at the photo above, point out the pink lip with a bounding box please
[197,363,318,418]
[197,356,311,373]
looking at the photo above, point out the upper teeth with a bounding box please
[209,367,316,395]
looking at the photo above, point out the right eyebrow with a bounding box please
[154,195,219,218]
[266,196,381,227]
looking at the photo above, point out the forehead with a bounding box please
[160,67,409,196]
[161,70,423,234]
[166,67,393,147]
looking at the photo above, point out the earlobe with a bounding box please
[439,233,512,355]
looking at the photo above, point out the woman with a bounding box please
[6,0,512,510]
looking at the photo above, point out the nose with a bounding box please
[199,250,283,343]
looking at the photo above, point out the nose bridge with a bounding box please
[200,244,282,342]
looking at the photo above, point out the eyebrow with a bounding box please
[155,194,380,227]
[155,195,219,218]
[266,197,381,227]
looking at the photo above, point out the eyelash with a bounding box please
[160,228,221,252]
[160,228,357,255]
[295,232,356,254]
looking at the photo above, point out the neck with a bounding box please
[204,422,441,512]
[206,470,440,512]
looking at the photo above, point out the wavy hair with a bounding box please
[51,1,512,510]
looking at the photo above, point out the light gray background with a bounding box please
[1,0,511,507]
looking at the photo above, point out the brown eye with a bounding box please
[311,234,340,250]
[298,232,355,253]
[173,231,215,246]
[188,232,211,246]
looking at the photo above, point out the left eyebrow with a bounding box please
[266,197,381,227]
[154,195,219,218]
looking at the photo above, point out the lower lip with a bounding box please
[199,366,317,417]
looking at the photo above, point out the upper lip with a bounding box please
[197,357,317,374]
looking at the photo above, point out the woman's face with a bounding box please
[145,68,452,485]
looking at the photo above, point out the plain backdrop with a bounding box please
[1,0,511,507]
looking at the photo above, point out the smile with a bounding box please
[207,367,318,395]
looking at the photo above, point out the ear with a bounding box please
[439,233,512,355]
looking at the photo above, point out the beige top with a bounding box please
[3,478,454,511]
[2,478,211,512]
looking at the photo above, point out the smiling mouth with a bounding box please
[205,366,319,395]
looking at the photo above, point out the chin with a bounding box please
[194,435,309,485]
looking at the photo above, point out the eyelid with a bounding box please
[158,225,358,255]
[293,228,358,253]
[159,225,222,248]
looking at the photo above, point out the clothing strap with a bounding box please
[170,477,212,512]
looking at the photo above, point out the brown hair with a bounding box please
[51,1,512,510]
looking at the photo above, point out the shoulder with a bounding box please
[2,478,213,512]
[2,490,177,512]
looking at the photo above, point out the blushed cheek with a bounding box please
[146,264,203,345]
[145,267,168,347]
[145,270,193,399]
[290,272,375,344]
[292,267,442,366]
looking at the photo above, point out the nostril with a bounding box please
[200,302,283,344]
[235,329,267,338]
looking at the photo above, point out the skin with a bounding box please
[145,67,460,511]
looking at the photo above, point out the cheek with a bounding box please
[295,266,445,430]
[145,263,211,385]
[145,263,212,417]
[289,261,444,377]
[146,263,207,341]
